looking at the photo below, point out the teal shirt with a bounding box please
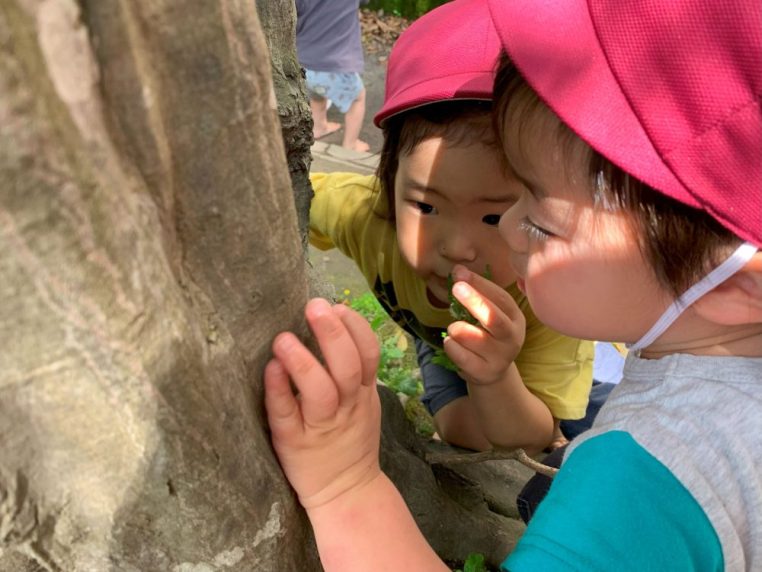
[503,431,723,571]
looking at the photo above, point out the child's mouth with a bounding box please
[516,277,526,292]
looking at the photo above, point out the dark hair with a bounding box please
[493,51,739,297]
[374,100,503,222]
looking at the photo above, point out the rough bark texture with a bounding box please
[0,1,527,570]
[256,0,313,244]
[0,0,319,569]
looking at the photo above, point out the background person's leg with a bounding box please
[342,87,369,152]
[304,69,341,140]
[309,96,341,139]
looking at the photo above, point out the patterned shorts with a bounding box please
[305,69,364,113]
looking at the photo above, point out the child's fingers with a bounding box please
[333,304,380,387]
[304,298,365,395]
[442,335,488,377]
[443,333,510,384]
[451,280,519,341]
[452,265,523,322]
[271,331,340,425]
[448,319,518,361]
[263,358,303,438]
[446,320,502,360]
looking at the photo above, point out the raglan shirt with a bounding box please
[309,171,593,420]
[503,353,762,571]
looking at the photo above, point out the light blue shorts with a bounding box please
[305,70,364,114]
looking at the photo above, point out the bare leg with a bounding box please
[310,97,341,139]
[342,88,369,152]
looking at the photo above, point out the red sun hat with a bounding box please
[488,0,762,247]
[373,0,502,127]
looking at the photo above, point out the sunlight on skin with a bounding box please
[393,136,521,306]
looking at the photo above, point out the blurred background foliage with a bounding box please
[365,0,451,19]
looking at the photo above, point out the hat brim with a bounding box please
[373,72,495,128]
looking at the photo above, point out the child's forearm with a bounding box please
[465,363,554,453]
[306,471,449,571]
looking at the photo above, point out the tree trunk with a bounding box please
[256,0,314,243]
[1,1,527,570]
[0,0,319,569]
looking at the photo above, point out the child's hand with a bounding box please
[443,265,526,385]
[264,298,382,510]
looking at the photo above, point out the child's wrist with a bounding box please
[301,464,383,513]
[462,363,517,387]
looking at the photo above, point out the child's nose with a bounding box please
[440,232,477,263]
[499,201,527,253]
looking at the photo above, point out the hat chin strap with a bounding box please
[628,242,759,353]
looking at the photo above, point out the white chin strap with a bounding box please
[628,242,758,352]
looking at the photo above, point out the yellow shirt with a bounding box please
[310,172,593,419]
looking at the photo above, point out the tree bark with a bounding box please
[256,0,313,244]
[0,1,527,570]
[0,0,319,569]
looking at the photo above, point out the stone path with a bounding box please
[310,140,378,175]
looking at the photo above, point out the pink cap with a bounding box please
[488,0,762,247]
[373,0,502,127]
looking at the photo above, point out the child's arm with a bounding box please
[442,265,554,454]
[265,298,448,571]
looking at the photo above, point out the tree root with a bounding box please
[426,448,559,478]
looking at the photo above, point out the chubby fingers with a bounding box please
[267,298,380,428]
[270,329,340,425]
[444,322,519,381]
[264,357,303,439]
[332,303,380,387]
[304,298,374,399]
[450,265,524,339]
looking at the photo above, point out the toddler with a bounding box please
[265,0,762,570]
[308,0,593,454]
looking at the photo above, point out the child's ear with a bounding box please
[692,252,762,326]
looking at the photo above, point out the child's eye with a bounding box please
[482,214,501,226]
[415,202,437,215]
[519,217,553,241]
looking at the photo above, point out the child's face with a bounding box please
[497,119,673,342]
[394,136,522,306]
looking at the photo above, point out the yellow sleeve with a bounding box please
[512,287,594,420]
[308,172,381,256]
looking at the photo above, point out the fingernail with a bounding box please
[274,332,297,352]
[306,297,331,317]
[452,265,470,281]
[452,282,470,298]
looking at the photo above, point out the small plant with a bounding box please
[454,552,488,572]
[431,266,492,372]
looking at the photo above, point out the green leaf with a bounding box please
[431,349,459,372]
[447,265,494,324]
[463,553,487,572]
[368,315,384,331]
